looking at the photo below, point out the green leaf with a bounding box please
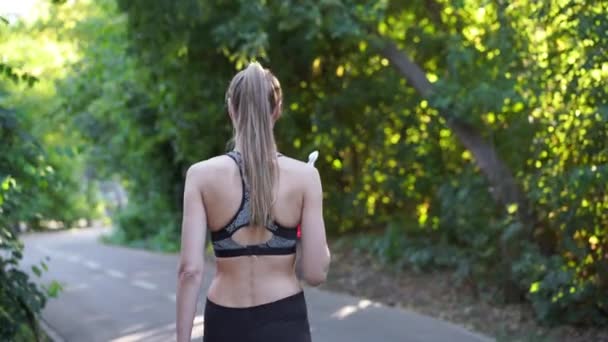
[501,221,523,244]
[46,281,63,298]
[31,265,42,277]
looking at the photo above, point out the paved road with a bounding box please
[21,227,493,342]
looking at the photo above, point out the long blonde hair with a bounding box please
[226,62,282,226]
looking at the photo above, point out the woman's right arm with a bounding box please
[176,164,206,341]
[299,166,331,286]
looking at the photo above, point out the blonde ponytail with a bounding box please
[226,62,282,227]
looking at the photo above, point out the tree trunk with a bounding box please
[377,39,533,301]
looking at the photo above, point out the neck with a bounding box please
[233,140,277,154]
[234,139,245,153]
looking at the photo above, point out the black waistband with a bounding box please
[206,291,306,312]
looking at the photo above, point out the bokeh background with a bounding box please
[1,0,606,340]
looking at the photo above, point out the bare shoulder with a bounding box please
[278,154,321,186]
[186,155,234,185]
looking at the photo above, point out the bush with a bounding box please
[1,102,64,341]
[109,194,179,252]
[0,228,61,341]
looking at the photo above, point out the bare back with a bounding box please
[201,153,313,307]
[176,64,330,341]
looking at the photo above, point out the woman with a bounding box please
[176,62,331,342]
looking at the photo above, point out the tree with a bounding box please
[52,0,607,325]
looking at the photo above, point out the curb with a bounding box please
[40,318,66,342]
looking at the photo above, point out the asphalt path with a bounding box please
[20,227,493,342]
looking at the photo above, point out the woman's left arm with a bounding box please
[176,163,207,342]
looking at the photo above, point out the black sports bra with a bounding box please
[210,151,298,258]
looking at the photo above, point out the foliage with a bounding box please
[113,197,180,252]
[21,0,608,327]
[0,83,62,342]
[0,4,101,229]
[0,227,61,340]
[0,7,92,339]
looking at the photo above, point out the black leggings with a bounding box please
[203,291,312,342]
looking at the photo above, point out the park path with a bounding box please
[21,227,493,342]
